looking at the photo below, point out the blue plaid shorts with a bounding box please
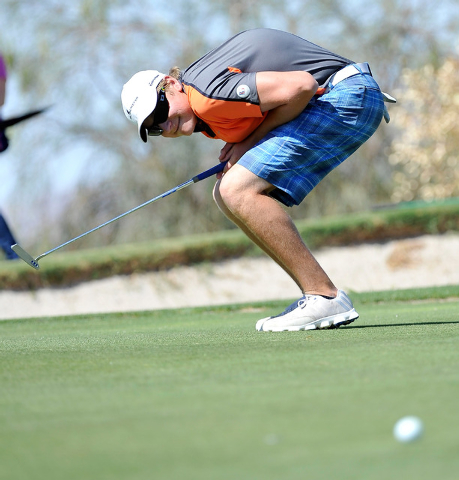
[238,72,384,206]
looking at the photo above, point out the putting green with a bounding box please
[1,293,458,479]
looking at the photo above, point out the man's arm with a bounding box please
[0,54,7,108]
[219,70,318,169]
[0,77,6,108]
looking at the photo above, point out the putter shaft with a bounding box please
[12,161,227,270]
[36,178,194,262]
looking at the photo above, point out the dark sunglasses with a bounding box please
[146,91,170,137]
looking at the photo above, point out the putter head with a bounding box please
[11,244,40,270]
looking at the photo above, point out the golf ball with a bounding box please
[393,416,424,443]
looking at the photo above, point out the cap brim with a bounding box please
[136,96,157,143]
[139,125,148,143]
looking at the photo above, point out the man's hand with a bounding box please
[217,140,255,178]
[216,70,318,179]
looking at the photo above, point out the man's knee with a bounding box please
[212,180,227,213]
[214,171,248,215]
[213,176,239,218]
[214,165,273,214]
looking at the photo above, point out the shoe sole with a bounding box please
[256,309,359,332]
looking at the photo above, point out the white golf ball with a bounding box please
[393,416,424,443]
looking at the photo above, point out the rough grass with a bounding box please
[1,201,459,290]
[1,286,458,480]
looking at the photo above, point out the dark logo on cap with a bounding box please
[126,96,138,117]
[149,74,159,86]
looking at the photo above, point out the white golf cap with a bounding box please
[121,70,166,142]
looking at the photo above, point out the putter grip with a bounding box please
[192,161,228,182]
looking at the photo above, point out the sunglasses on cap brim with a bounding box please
[146,91,170,137]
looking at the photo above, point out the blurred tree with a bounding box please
[0,0,458,252]
[388,58,459,202]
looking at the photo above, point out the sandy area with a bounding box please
[1,233,458,320]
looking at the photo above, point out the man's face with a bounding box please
[144,77,197,138]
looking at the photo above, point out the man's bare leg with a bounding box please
[214,164,337,298]
[214,180,305,291]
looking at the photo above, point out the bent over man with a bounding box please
[121,28,391,331]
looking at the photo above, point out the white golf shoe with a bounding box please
[256,290,359,332]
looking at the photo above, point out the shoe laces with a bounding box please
[299,294,318,309]
[274,294,318,318]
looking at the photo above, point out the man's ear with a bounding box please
[164,76,183,93]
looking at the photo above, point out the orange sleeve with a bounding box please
[186,86,267,143]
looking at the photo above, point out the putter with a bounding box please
[12,160,228,270]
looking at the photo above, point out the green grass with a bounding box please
[2,201,459,290]
[1,288,458,480]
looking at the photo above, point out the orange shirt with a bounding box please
[181,29,352,143]
[184,83,267,143]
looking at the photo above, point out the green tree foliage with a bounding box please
[0,0,458,252]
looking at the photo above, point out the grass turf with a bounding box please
[0,292,458,479]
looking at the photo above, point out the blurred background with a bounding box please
[0,0,458,254]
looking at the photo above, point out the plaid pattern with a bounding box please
[238,72,384,206]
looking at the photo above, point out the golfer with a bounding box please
[121,28,391,332]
